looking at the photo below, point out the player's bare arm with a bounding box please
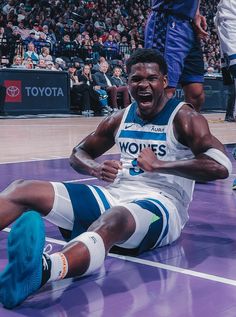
[70,112,123,181]
[137,104,232,181]
[193,0,208,39]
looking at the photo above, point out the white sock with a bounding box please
[48,252,68,282]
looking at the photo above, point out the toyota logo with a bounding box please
[7,86,20,97]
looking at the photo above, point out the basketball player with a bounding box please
[145,0,208,112]
[0,49,232,309]
[215,0,236,123]
[215,0,236,190]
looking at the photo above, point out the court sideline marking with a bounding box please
[3,228,236,287]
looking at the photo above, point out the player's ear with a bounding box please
[163,74,168,88]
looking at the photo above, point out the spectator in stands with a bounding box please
[14,20,29,40]
[103,34,119,60]
[57,34,75,59]
[54,57,66,71]
[10,55,25,68]
[93,61,130,110]
[112,66,130,108]
[91,35,104,61]
[0,27,8,57]
[80,33,93,60]
[23,42,39,65]
[2,0,15,16]
[42,25,57,53]
[39,46,53,62]
[30,23,41,40]
[118,36,131,60]
[112,66,127,86]
[22,56,34,69]
[23,31,37,47]
[45,60,56,70]
[205,66,221,77]
[4,21,13,38]
[69,64,100,115]
[35,59,47,70]
[34,32,51,54]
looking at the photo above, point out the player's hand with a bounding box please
[193,14,208,39]
[98,160,122,182]
[137,148,163,172]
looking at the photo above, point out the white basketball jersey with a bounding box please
[215,0,236,64]
[107,99,195,226]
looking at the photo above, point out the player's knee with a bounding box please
[186,89,205,111]
[68,231,106,276]
[89,207,135,245]
[2,179,34,204]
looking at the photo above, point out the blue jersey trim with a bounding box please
[90,185,111,210]
[147,198,170,245]
[133,199,164,251]
[119,130,166,141]
[124,99,180,126]
[63,183,102,239]
[229,54,236,61]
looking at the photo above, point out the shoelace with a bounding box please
[42,244,53,271]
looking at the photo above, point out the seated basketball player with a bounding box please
[0,49,232,309]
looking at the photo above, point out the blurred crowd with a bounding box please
[201,0,221,75]
[0,0,221,73]
[0,0,149,71]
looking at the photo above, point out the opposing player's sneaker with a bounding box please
[0,211,45,309]
[233,179,236,190]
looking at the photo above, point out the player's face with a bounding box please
[128,62,168,119]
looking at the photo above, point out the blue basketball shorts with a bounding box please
[145,12,204,87]
[44,182,183,255]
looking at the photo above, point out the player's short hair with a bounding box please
[126,48,167,75]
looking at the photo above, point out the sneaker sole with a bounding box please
[0,211,45,309]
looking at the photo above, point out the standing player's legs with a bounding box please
[221,64,235,122]
[182,83,205,112]
[230,65,236,120]
[179,31,205,112]
[145,13,204,111]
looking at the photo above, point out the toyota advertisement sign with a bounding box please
[0,69,70,114]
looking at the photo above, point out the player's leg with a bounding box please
[0,180,55,230]
[0,205,136,309]
[180,31,205,112]
[58,205,136,277]
[182,82,205,112]
[145,13,184,96]
[156,16,199,105]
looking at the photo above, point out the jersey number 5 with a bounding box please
[129,159,144,176]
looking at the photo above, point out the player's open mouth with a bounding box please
[138,93,153,103]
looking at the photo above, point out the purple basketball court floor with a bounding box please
[0,147,236,317]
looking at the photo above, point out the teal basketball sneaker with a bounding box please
[0,211,45,309]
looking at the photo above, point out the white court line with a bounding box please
[0,157,68,164]
[64,177,97,183]
[3,227,236,287]
[0,153,118,165]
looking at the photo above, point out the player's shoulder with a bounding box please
[96,108,126,135]
[175,103,207,125]
[173,103,209,142]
